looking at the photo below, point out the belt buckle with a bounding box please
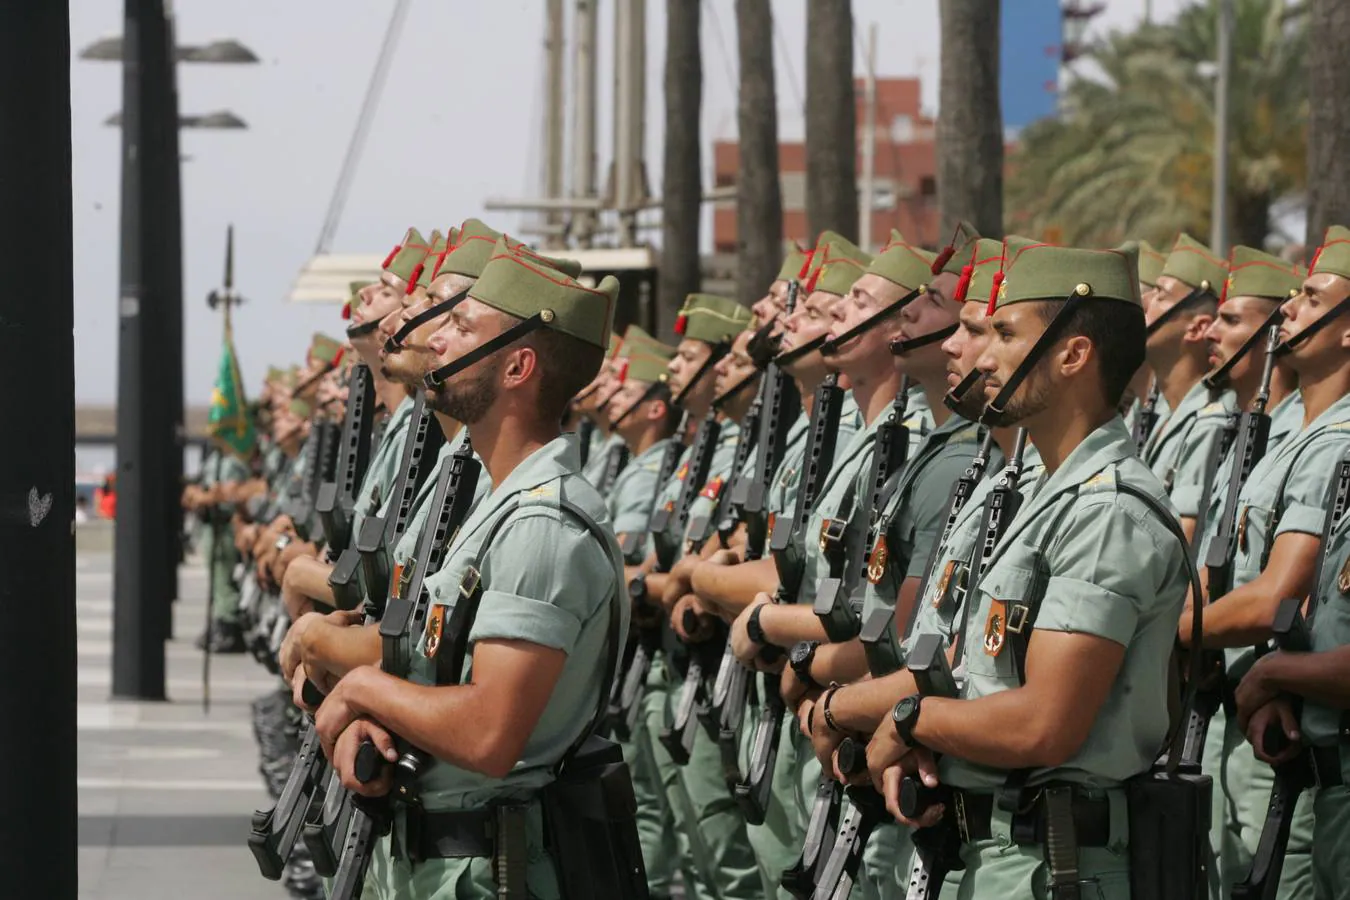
[1006,603,1029,634]
[459,566,481,599]
[955,791,971,844]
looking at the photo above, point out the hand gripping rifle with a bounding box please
[735,374,846,827]
[1187,323,1282,765]
[813,380,911,642]
[1233,449,1350,900]
[318,438,484,899]
[1133,383,1162,457]
[316,363,377,557]
[344,394,446,614]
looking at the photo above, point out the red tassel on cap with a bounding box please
[931,245,954,275]
[986,272,1005,317]
[381,245,401,270]
[616,359,630,384]
[953,265,974,304]
[675,314,688,336]
[1312,246,1324,272]
[405,263,424,294]
[431,250,449,280]
[798,248,816,280]
[341,300,352,321]
[332,347,345,368]
[805,266,822,294]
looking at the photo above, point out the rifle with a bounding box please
[316,363,377,557]
[1187,324,1281,766]
[1133,383,1162,456]
[596,441,632,495]
[1232,450,1350,900]
[813,379,911,641]
[348,395,446,614]
[739,375,846,830]
[315,437,484,894]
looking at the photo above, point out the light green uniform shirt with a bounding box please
[350,395,416,546]
[1305,476,1350,777]
[1208,392,1350,681]
[942,418,1189,791]
[607,438,672,563]
[197,448,251,548]
[1142,381,1237,500]
[580,431,622,489]
[681,422,743,547]
[409,433,627,812]
[903,382,935,460]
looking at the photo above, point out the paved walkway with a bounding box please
[78,549,289,900]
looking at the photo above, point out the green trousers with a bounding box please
[642,661,762,900]
[737,679,808,899]
[622,662,681,896]
[1312,784,1350,899]
[202,529,242,624]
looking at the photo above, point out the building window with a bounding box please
[715,171,736,188]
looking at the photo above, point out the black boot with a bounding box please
[207,620,247,653]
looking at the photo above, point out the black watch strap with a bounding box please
[747,603,771,646]
[893,694,922,747]
[790,641,823,690]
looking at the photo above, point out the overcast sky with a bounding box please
[70,0,1189,405]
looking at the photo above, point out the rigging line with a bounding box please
[312,0,415,255]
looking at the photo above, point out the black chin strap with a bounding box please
[1274,293,1350,356]
[943,367,983,413]
[346,318,382,338]
[1145,284,1215,337]
[746,317,782,369]
[713,369,761,410]
[819,286,924,356]
[385,288,471,353]
[672,341,729,407]
[773,332,829,367]
[889,323,958,355]
[609,378,666,430]
[1202,305,1284,389]
[981,289,1090,424]
[424,312,550,388]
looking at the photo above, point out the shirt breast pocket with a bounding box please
[1235,504,1274,566]
[964,550,1047,684]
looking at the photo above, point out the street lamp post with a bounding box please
[83,1,256,700]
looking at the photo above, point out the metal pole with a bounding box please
[614,0,639,246]
[1211,0,1232,255]
[545,0,566,238]
[113,0,169,699]
[571,0,599,248]
[162,1,185,638]
[0,3,77,896]
[860,22,877,250]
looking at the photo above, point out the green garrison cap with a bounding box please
[1137,239,1166,289]
[618,324,660,357]
[624,342,677,384]
[288,398,313,418]
[470,251,619,349]
[674,294,754,344]
[1161,233,1227,294]
[265,366,286,384]
[1311,225,1350,281]
[935,221,982,276]
[349,280,374,299]
[869,230,937,293]
[952,236,1037,305]
[499,233,584,279]
[995,243,1141,312]
[607,333,623,357]
[809,231,873,296]
[1224,246,1303,302]
[436,219,503,280]
[777,243,811,283]
[415,232,453,288]
[309,333,343,365]
[382,227,433,283]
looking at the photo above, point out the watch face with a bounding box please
[894,696,919,723]
[627,576,645,600]
[790,641,813,667]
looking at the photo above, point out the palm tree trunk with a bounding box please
[1306,0,1350,255]
[938,0,1003,239]
[1231,189,1271,250]
[660,0,701,328]
[735,0,784,304]
[805,0,858,242]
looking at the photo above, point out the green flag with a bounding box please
[208,324,255,459]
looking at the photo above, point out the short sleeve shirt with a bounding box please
[1143,381,1236,503]
[350,394,416,547]
[580,432,625,490]
[798,410,884,605]
[681,422,743,546]
[607,438,672,563]
[1305,479,1350,768]
[410,434,627,812]
[392,427,491,569]
[941,419,1189,792]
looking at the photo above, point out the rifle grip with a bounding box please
[301,680,325,708]
[836,737,867,778]
[1262,722,1291,757]
[354,740,385,784]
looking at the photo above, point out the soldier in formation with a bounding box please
[195,214,1350,900]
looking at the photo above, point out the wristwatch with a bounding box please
[892,694,923,748]
[746,603,772,646]
[274,533,294,553]
[789,641,823,690]
[627,573,648,601]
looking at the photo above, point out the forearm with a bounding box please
[305,623,382,679]
[828,669,918,732]
[1185,580,1283,649]
[343,668,503,776]
[809,640,869,686]
[759,602,827,648]
[914,689,1075,770]
[692,557,777,616]
[1264,648,1350,710]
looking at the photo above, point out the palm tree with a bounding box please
[1307,0,1350,252]
[660,0,702,328]
[805,0,858,242]
[1007,0,1307,249]
[735,0,784,304]
[939,0,1004,239]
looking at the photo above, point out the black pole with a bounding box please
[113,0,171,699]
[161,8,185,639]
[0,3,77,897]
